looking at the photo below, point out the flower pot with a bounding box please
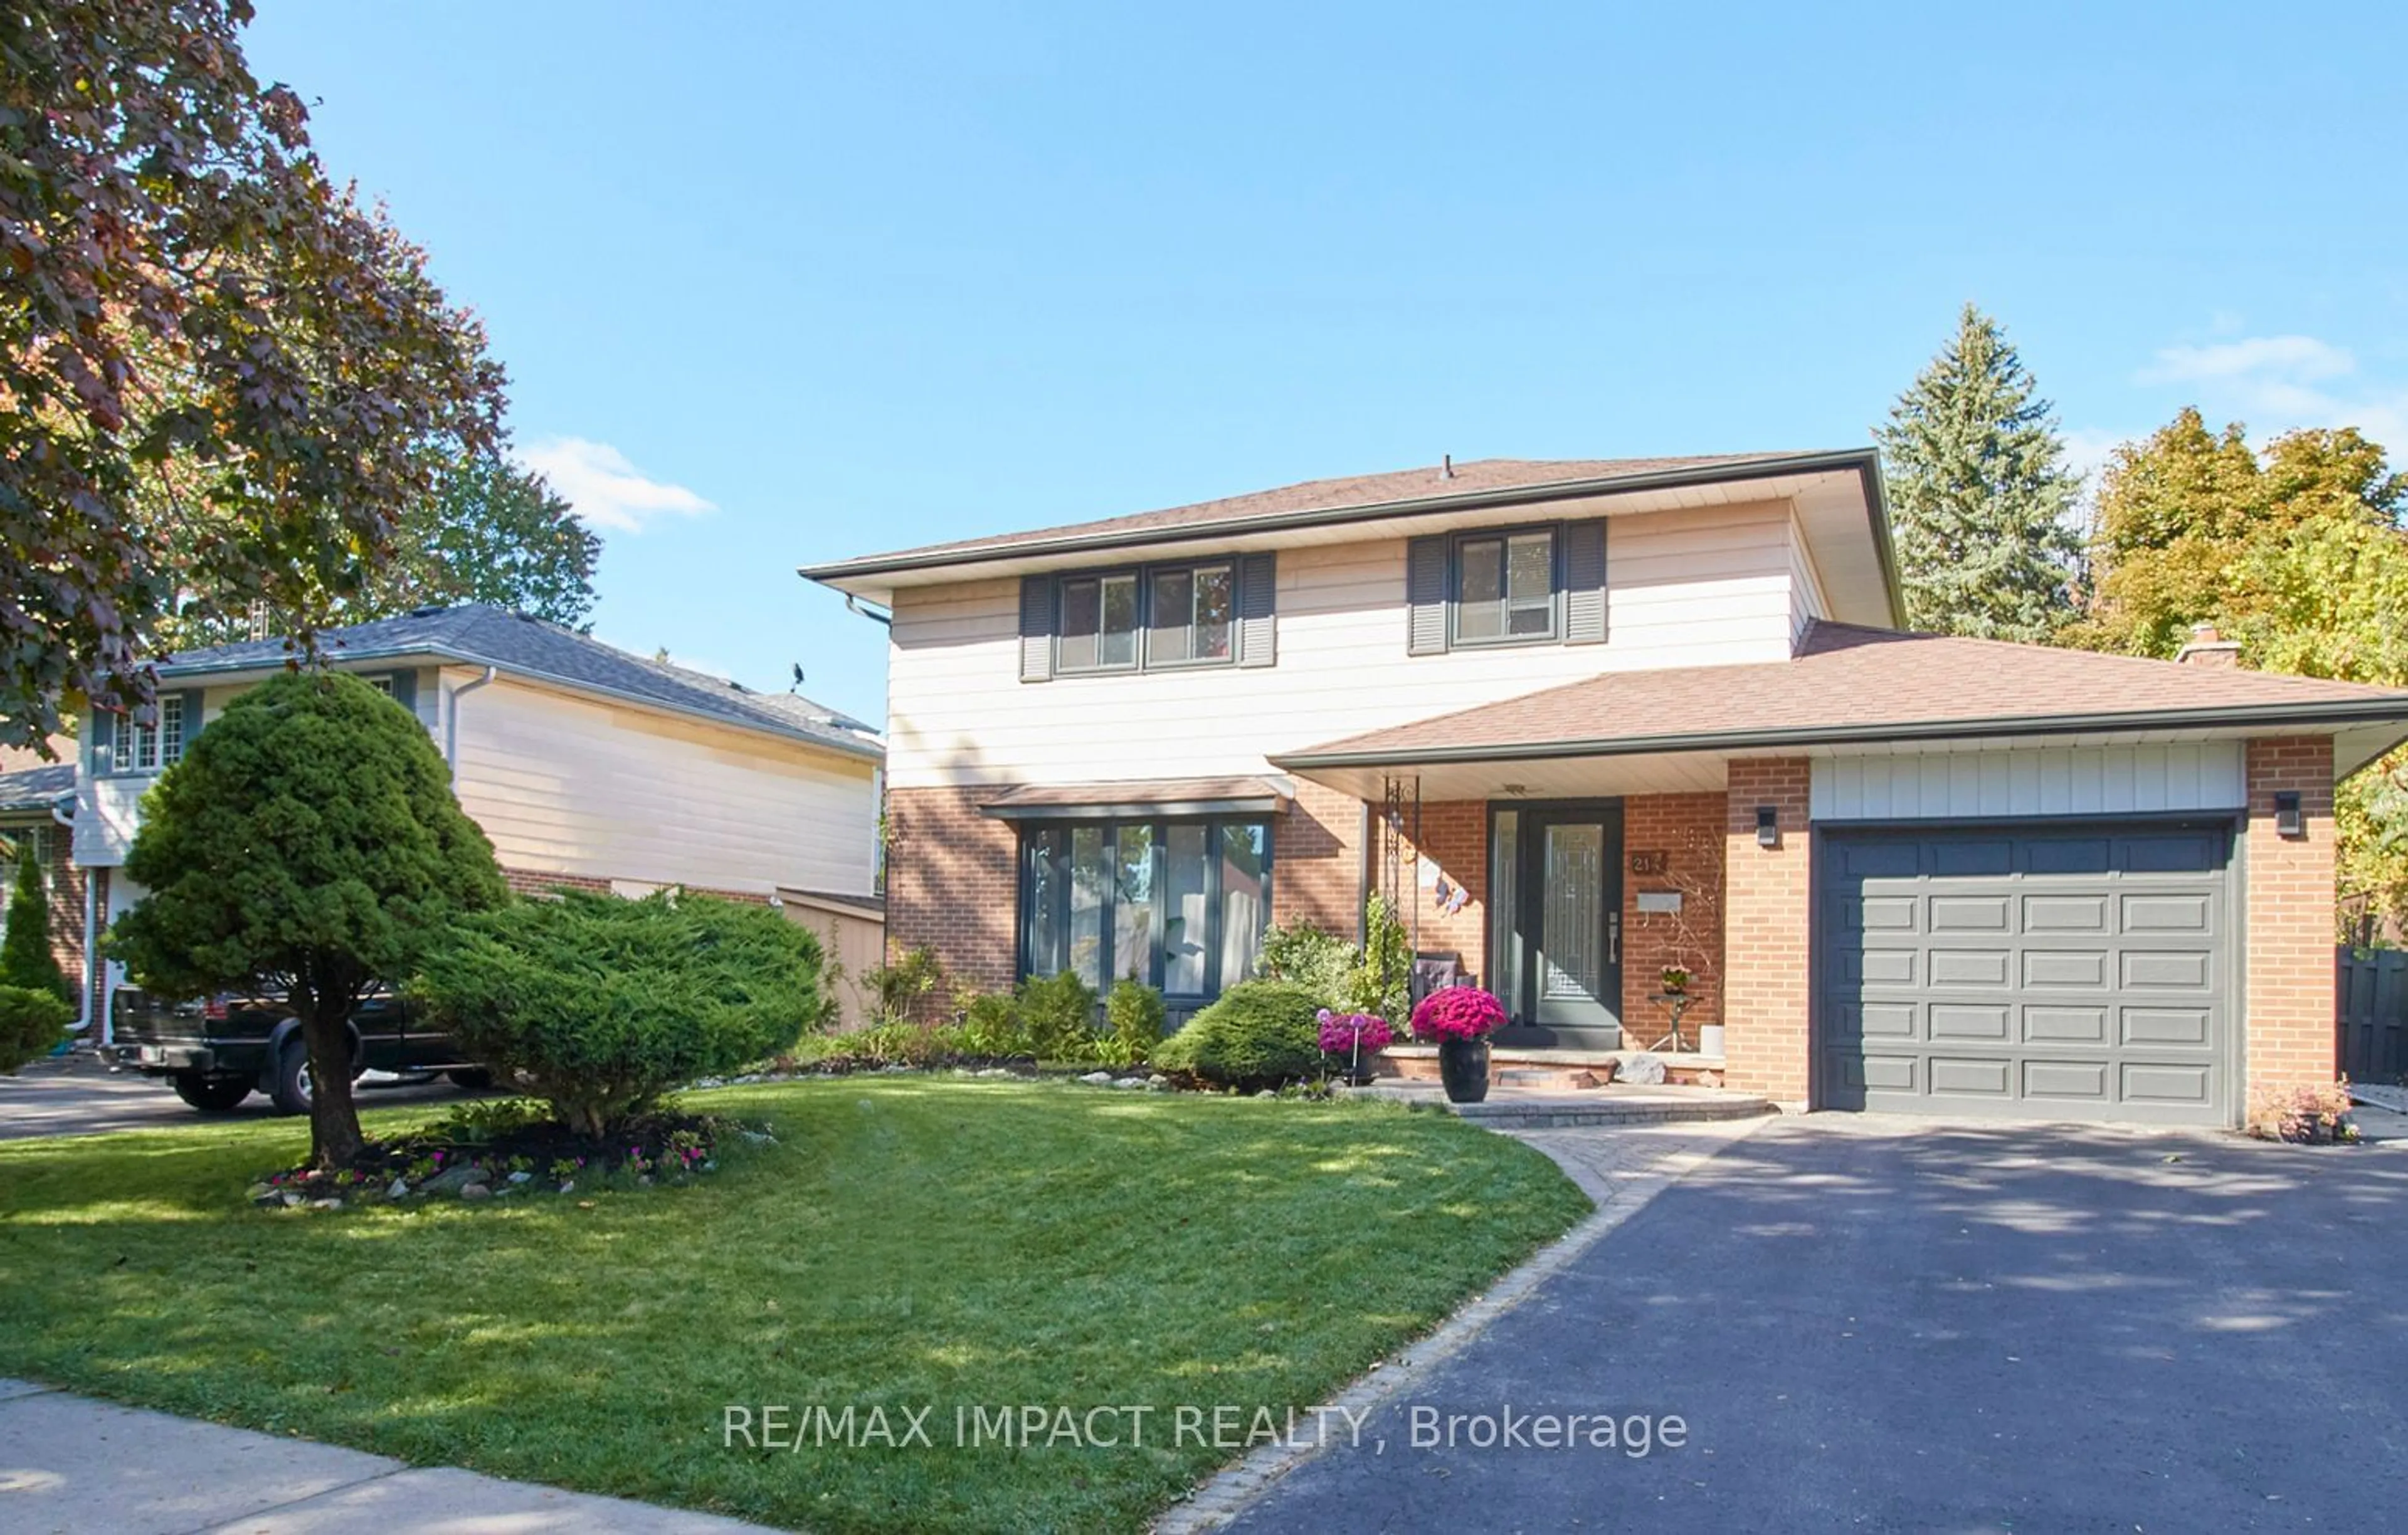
[1698,1023,1726,1058]
[1437,1037,1491,1104]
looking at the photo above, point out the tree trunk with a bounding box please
[301,1007,366,1168]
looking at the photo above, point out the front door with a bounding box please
[1501,805,1624,1048]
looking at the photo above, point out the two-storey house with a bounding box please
[805,451,2408,1126]
[66,604,887,1038]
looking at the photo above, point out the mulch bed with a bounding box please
[251,1107,747,1211]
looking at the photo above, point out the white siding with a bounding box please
[888,501,1808,788]
[1787,512,1832,650]
[1810,743,2247,821]
[448,673,879,896]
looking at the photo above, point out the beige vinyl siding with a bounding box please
[445,672,878,896]
[887,500,1809,788]
[1810,742,2247,821]
[1787,512,1832,650]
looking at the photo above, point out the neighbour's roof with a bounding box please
[153,606,882,760]
[0,764,77,815]
[1273,621,2408,768]
[803,451,1850,579]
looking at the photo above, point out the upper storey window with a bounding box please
[1020,555,1274,682]
[1408,519,1607,655]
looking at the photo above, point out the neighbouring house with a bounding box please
[804,450,2408,1126]
[68,604,887,1036]
[1,762,84,1003]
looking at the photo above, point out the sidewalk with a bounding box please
[0,1378,779,1534]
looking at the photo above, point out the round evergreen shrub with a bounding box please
[0,984,72,1073]
[1153,979,1324,1086]
[411,890,822,1136]
[2,855,72,1004]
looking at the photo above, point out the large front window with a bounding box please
[1020,817,1272,999]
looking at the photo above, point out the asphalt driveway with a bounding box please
[1228,1117,2408,1533]
[0,1051,471,1141]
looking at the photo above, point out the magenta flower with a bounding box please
[1318,1012,1394,1055]
[1409,985,1506,1042]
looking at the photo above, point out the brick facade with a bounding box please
[1272,778,1365,937]
[2243,736,2338,1096]
[1721,757,1812,1102]
[1622,792,1725,1049]
[881,786,1019,999]
[1370,798,1487,981]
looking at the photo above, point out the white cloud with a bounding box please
[515,436,715,534]
[2137,334,2355,386]
[2130,331,2408,455]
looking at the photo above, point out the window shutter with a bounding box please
[90,710,115,776]
[1018,576,1055,683]
[1406,536,1449,656]
[1235,552,1277,668]
[384,669,420,715]
[176,689,204,756]
[1562,519,1607,645]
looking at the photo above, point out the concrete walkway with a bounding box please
[0,1379,776,1534]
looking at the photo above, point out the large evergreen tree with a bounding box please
[110,673,506,1165]
[1874,305,2083,641]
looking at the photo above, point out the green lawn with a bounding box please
[0,1077,1588,1533]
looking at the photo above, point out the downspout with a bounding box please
[444,666,499,779]
[844,594,892,627]
[51,801,94,1039]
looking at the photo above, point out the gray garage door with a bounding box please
[1816,822,2236,1126]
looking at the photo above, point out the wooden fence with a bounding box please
[2338,947,2408,1085]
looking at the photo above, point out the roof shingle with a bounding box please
[1275,621,2408,765]
[152,606,881,758]
[807,453,1819,574]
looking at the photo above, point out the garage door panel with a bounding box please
[1928,1057,2015,1097]
[2121,834,2223,875]
[2024,1006,2109,1044]
[1817,822,2232,1128]
[2121,1007,2213,1047]
[2025,839,2113,876]
[2024,894,2110,932]
[1930,895,2012,932]
[2122,894,2210,934]
[2022,1060,2111,1101]
[1928,949,2012,987]
[2023,949,2110,988]
[2120,950,2213,991]
[1931,840,2014,877]
[1930,1004,2012,1041]
[2122,1062,2214,1105]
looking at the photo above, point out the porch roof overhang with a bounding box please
[978,776,1294,821]
[1268,622,2408,802]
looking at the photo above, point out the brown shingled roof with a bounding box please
[1274,621,2408,766]
[805,452,1826,576]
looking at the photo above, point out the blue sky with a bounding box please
[246,2,2408,724]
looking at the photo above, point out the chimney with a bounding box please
[2174,621,2241,668]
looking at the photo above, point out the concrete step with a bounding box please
[1493,1067,1607,1091]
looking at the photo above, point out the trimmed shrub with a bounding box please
[1153,979,1324,1086]
[0,984,72,1073]
[1020,969,1097,1060]
[1103,978,1166,1068]
[412,890,821,1136]
[957,989,1030,1057]
[2,855,71,1004]
[1253,919,1357,1007]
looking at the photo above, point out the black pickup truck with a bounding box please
[103,988,489,1114]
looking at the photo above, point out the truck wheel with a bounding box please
[445,1068,493,1090]
[268,1039,314,1116]
[171,1074,253,1112]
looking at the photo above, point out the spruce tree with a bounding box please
[1874,305,2083,641]
[1,850,72,1005]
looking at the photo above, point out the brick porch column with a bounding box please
[2244,736,2338,1098]
[1724,758,1812,1102]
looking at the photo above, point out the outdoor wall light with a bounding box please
[1756,805,1780,848]
[2275,791,2304,838]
